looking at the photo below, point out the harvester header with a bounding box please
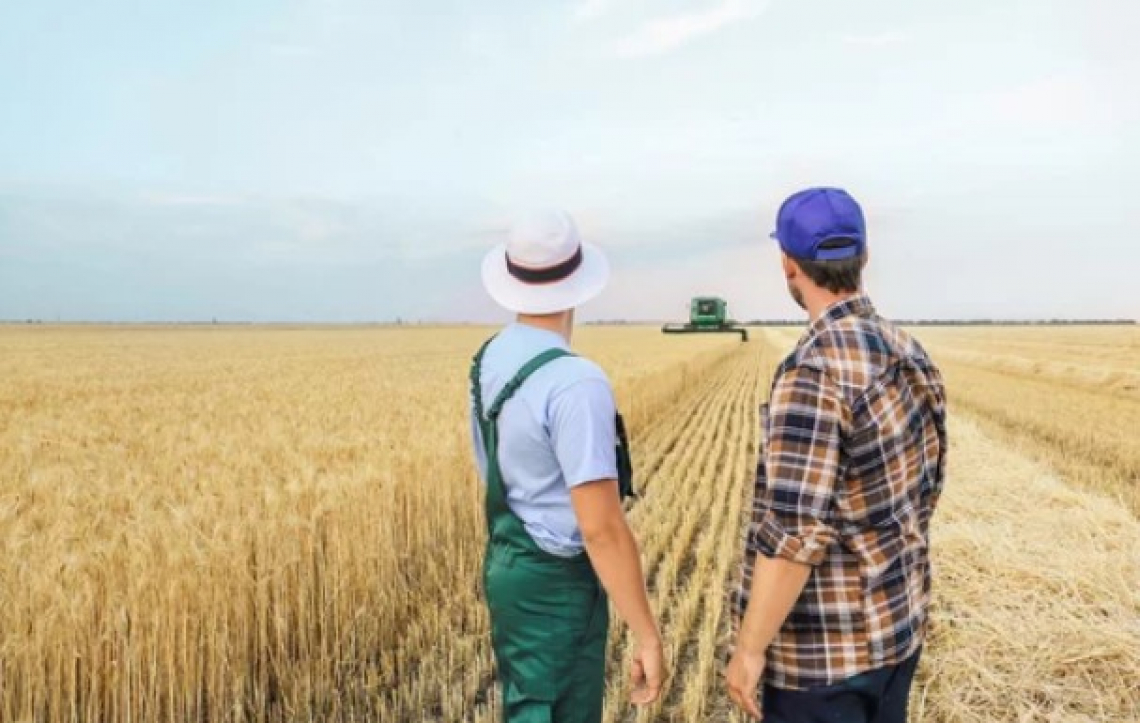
[662,297,748,342]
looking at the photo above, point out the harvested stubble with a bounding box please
[602,341,766,723]
[917,417,1140,723]
[914,326,1140,392]
[909,327,1140,516]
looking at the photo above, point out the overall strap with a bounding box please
[472,340,576,553]
[471,340,637,504]
[470,339,573,427]
[488,348,573,421]
[469,336,496,426]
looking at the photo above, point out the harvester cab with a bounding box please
[662,296,749,342]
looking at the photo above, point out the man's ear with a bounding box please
[781,252,797,280]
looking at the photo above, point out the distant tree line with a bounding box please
[591,318,1139,327]
[744,319,1138,327]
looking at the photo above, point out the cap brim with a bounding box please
[481,242,610,314]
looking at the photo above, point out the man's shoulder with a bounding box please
[787,323,853,373]
[548,354,611,392]
[795,314,916,365]
[789,315,944,401]
[784,315,899,392]
[486,335,609,390]
[543,356,614,422]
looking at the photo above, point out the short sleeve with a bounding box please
[549,377,618,488]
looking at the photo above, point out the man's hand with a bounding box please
[726,647,766,719]
[729,555,813,718]
[629,635,666,705]
[571,479,665,705]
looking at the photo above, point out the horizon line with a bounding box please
[2,318,1137,327]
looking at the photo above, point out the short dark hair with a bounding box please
[793,250,867,294]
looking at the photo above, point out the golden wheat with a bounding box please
[2,324,1137,722]
[0,325,738,723]
[908,326,1140,515]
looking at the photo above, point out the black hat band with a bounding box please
[506,246,583,285]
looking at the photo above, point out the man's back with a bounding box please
[743,295,947,690]
[470,209,665,720]
[790,297,947,535]
[470,322,618,558]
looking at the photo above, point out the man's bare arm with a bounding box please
[726,555,813,718]
[738,555,812,654]
[570,479,664,705]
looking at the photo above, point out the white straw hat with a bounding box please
[481,209,610,314]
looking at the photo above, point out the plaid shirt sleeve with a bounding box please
[750,364,847,567]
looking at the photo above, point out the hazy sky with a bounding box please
[1,0,1137,322]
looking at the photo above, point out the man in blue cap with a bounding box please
[726,188,948,722]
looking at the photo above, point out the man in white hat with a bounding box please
[470,209,665,722]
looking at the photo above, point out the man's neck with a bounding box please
[804,290,861,323]
[516,313,571,342]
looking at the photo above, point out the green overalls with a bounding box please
[471,341,629,723]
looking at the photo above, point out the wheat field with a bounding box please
[1,324,1137,722]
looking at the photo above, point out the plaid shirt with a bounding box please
[733,295,947,690]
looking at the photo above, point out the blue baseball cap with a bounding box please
[770,187,867,261]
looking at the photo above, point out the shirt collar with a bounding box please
[801,294,876,342]
[507,322,571,350]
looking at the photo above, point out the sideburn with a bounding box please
[788,281,807,311]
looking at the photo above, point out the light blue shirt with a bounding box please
[470,323,618,557]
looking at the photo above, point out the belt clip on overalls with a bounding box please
[470,338,634,723]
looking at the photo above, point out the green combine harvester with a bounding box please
[661,296,748,342]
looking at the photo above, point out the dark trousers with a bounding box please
[762,649,922,723]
